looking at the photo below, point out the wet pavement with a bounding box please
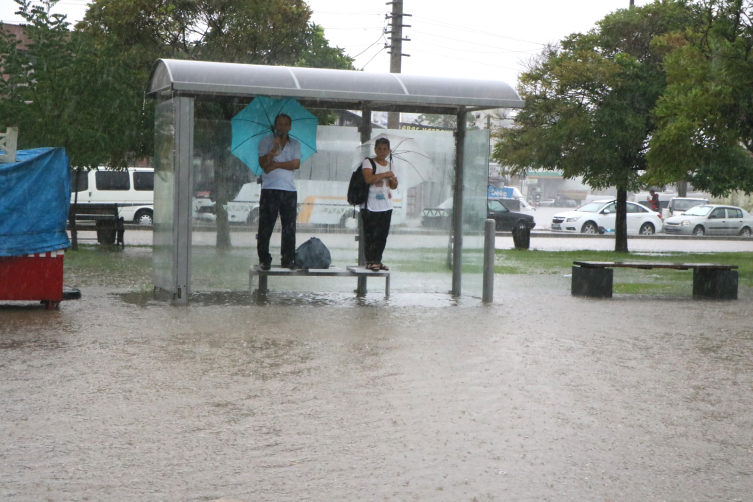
[1,244,753,501]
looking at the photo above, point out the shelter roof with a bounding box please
[148,59,523,114]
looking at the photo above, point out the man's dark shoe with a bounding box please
[260,262,271,271]
[282,261,301,270]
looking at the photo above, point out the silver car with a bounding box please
[662,205,753,237]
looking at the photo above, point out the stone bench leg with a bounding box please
[693,269,738,300]
[571,266,613,298]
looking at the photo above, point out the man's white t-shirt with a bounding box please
[258,135,301,192]
[362,158,393,212]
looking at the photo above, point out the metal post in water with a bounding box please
[483,218,495,303]
[357,212,367,295]
[452,106,466,297]
[357,102,372,296]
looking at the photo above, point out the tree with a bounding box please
[647,0,753,196]
[77,0,354,250]
[493,2,692,252]
[0,0,148,169]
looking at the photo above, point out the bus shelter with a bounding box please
[146,59,523,304]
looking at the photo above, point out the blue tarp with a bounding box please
[0,147,71,257]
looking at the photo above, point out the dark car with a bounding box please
[487,199,536,231]
[552,196,578,207]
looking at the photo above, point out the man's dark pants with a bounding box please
[257,189,297,266]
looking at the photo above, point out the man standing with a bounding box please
[257,114,301,270]
[648,189,660,212]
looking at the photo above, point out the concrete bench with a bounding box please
[572,261,738,299]
[249,265,390,296]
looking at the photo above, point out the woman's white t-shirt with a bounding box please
[362,158,393,212]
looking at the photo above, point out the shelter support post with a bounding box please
[452,106,466,297]
[174,96,194,305]
[483,219,495,303]
[357,103,372,296]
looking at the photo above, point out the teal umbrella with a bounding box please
[231,96,318,175]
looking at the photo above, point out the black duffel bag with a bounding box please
[294,237,332,269]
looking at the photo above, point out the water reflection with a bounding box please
[116,290,478,309]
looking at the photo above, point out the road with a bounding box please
[70,225,753,254]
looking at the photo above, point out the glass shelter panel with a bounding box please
[461,129,491,298]
[185,113,467,295]
[152,96,176,292]
[366,129,457,294]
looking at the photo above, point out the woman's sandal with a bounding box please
[377,263,389,271]
[366,263,380,272]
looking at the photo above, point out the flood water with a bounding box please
[1,249,752,500]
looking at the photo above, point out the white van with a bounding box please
[192,180,406,227]
[70,167,154,225]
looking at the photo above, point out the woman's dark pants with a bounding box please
[362,208,392,264]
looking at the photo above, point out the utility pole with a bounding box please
[385,0,410,129]
[630,0,635,7]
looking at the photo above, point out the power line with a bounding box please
[312,11,385,16]
[319,26,386,30]
[409,47,522,72]
[361,46,386,69]
[410,29,543,54]
[351,29,387,58]
[412,15,546,46]
[410,40,541,56]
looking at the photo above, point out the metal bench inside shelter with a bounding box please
[249,265,389,296]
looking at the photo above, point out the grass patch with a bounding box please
[63,245,153,291]
[63,245,752,296]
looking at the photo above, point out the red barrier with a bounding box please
[0,251,65,309]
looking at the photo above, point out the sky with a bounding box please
[1,0,654,87]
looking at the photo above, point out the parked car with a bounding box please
[421,198,535,230]
[662,205,753,236]
[70,167,154,225]
[192,182,260,225]
[538,198,556,207]
[551,200,663,235]
[666,197,708,217]
[421,198,454,228]
[552,195,578,207]
[487,199,536,231]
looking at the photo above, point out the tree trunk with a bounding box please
[677,180,687,197]
[69,169,80,251]
[215,162,232,252]
[614,187,629,253]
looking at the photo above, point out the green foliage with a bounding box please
[492,2,693,251]
[495,3,692,188]
[0,0,354,170]
[0,0,151,168]
[647,0,753,196]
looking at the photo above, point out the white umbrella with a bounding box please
[353,133,433,190]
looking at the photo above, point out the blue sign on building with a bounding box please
[488,185,514,198]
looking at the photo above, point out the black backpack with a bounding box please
[347,158,375,206]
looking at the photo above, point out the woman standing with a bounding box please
[361,137,398,271]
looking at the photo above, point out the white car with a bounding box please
[662,205,753,237]
[551,200,663,235]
